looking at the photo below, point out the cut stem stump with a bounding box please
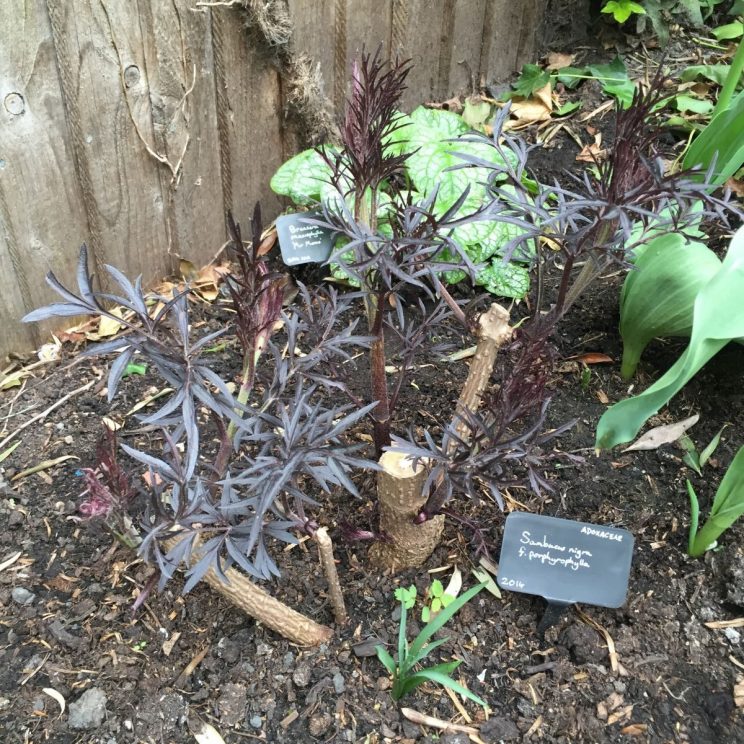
[371,450,444,570]
[164,537,332,646]
[372,303,512,572]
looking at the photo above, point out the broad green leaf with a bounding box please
[511,64,551,98]
[689,446,744,556]
[680,435,702,475]
[683,89,744,185]
[681,65,735,87]
[462,98,493,130]
[674,95,714,115]
[477,261,530,299]
[430,579,444,598]
[395,585,417,609]
[619,233,721,379]
[383,111,414,157]
[270,148,335,205]
[555,67,589,90]
[587,58,636,108]
[712,21,744,41]
[554,100,582,116]
[596,225,744,449]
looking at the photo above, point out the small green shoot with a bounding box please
[421,579,455,623]
[601,0,646,24]
[123,362,147,378]
[376,582,488,706]
[688,445,744,557]
[680,425,728,475]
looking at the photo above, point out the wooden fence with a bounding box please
[0,0,547,358]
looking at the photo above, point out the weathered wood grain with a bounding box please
[0,0,546,360]
[209,8,285,232]
[136,1,225,264]
[0,0,90,351]
[47,0,171,284]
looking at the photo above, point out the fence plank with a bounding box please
[0,0,90,351]
[481,0,541,83]
[137,1,225,263]
[210,8,284,232]
[47,0,171,285]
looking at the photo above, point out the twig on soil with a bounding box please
[576,607,621,675]
[401,708,483,738]
[314,527,348,626]
[0,379,96,451]
[174,645,210,688]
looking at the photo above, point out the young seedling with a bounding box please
[376,581,488,706]
[688,445,744,557]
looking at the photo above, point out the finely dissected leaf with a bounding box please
[623,414,699,452]
[597,226,744,449]
[511,64,551,98]
[683,90,744,186]
[270,148,335,204]
[689,446,744,556]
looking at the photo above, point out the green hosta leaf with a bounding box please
[689,446,744,556]
[596,225,744,450]
[587,57,635,108]
[512,64,551,98]
[270,147,335,205]
[601,0,646,24]
[619,234,721,379]
[683,90,744,186]
[477,261,530,299]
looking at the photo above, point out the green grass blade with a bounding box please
[413,668,488,708]
[699,425,728,469]
[407,582,486,666]
[375,645,396,676]
[398,602,408,674]
[687,480,700,556]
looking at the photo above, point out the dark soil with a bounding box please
[2,34,744,744]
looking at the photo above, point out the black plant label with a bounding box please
[276,211,335,266]
[497,512,634,608]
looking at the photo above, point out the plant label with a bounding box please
[276,211,334,266]
[497,512,634,608]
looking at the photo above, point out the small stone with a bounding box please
[68,687,107,729]
[249,715,262,729]
[725,627,741,644]
[308,712,332,737]
[32,697,45,713]
[8,511,24,528]
[332,672,345,694]
[218,683,247,727]
[293,664,312,688]
[480,717,520,741]
[255,643,272,656]
[381,723,396,738]
[11,587,35,606]
[377,676,391,691]
[0,698,10,711]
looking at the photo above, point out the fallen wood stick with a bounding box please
[314,527,347,626]
[164,536,333,646]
